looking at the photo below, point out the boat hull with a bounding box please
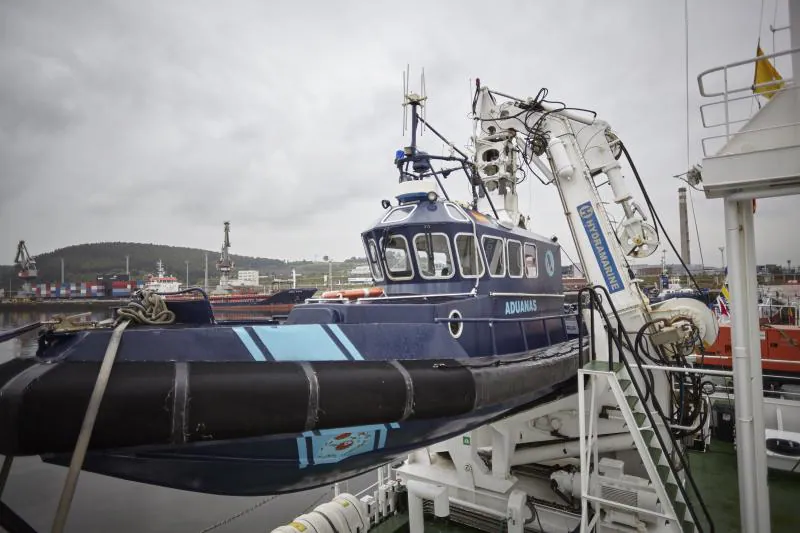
[0,337,578,454]
[703,323,800,377]
[43,383,575,496]
[0,295,579,495]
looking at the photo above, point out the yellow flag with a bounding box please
[721,283,731,302]
[753,45,784,99]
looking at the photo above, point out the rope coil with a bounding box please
[115,289,176,326]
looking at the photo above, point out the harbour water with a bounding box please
[0,309,371,533]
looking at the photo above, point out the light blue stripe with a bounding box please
[389,422,400,429]
[328,325,364,360]
[378,428,387,449]
[316,424,387,435]
[252,325,347,361]
[232,327,265,361]
[296,438,308,469]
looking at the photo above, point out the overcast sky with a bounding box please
[1,0,796,269]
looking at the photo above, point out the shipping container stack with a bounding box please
[111,280,131,298]
[25,280,149,299]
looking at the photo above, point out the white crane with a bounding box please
[404,83,721,532]
[273,82,722,533]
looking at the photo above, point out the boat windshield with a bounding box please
[455,234,485,278]
[383,234,414,280]
[365,239,383,281]
[413,233,454,279]
[507,240,523,278]
[524,243,538,278]
[482,236,506,277]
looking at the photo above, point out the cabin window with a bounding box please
[365,239,383,281]
[445,203,469,222]
[524,243,538,278]
[381,205,416,224]
[455,233,485,278]
[413,233,454,279]
[383,234,414,280]
[482,236,506,277]
[507,240,523,278]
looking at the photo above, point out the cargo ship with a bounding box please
[142,260,181,293]
[205,287,317,309]
[145,260,318,313]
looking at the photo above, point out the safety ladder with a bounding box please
[576,286,713,533]
[580,362,696,532]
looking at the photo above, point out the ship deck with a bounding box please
[371,439,800,533]
[686,440,799,533]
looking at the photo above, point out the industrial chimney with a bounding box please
[678,187,690,265]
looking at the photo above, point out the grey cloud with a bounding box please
[0,0,796,267]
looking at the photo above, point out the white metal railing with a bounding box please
[701,115,800,157]
[712,303,800,326]
[758,303,800,326]
[696,46,800,157]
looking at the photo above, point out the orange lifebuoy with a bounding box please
[320,287,384,300]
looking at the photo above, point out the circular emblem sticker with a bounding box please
[545,250,555,277]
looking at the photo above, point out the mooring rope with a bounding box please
[51,290,175,533]
[115,289,176,326]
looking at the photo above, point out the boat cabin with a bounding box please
[361,191,563,297]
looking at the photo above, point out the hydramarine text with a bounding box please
[578,203,624,293]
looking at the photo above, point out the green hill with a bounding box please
[1,242,366,289]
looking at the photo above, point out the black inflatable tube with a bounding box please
[0,322,41,343]
[0,341,579,456]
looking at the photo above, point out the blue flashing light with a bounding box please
[395,149,405,162]
[396,192,429,204]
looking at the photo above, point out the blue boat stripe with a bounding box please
[232,327,265,361]
[389,422,400,428]
[252,325,347,361]
[328,325,364,360]
[246,327,274,361]
[321,325,355,360]
[296,437,308,468]
[378,428,387,449]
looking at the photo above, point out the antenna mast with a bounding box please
[401,65,427,151]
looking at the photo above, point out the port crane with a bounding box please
[214,221,234,293]
[13,240,38,297]
[14,240,37,280]
[14,241,39,295]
